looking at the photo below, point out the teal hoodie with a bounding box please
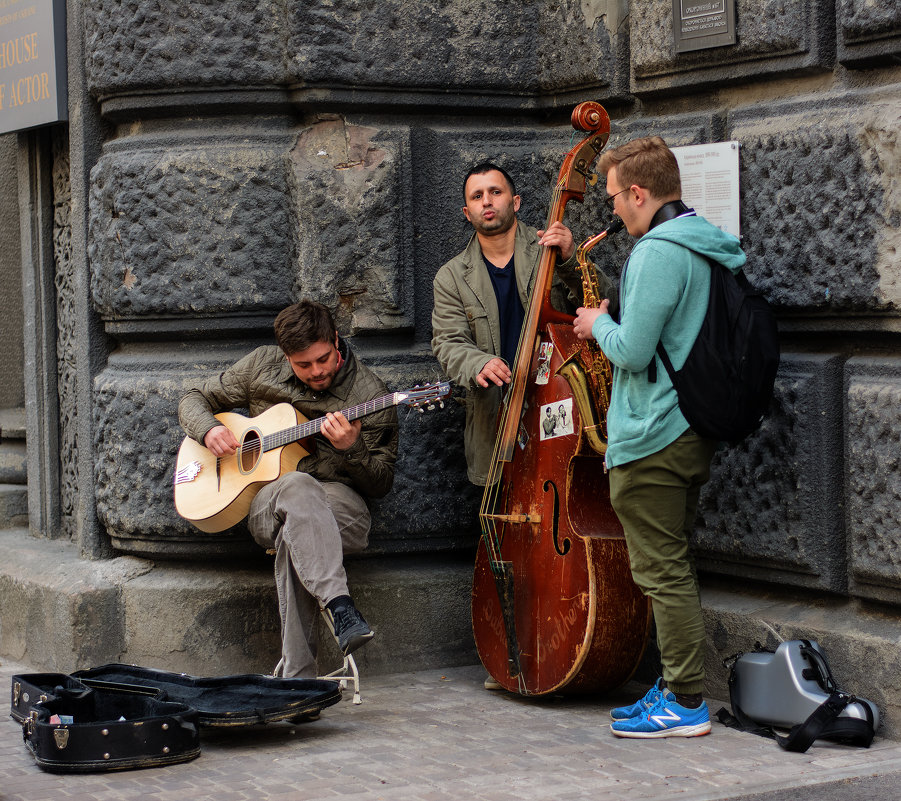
[592,214,746,468]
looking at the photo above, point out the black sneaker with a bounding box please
[330,602,374,656]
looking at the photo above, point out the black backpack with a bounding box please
[654,259,779,444]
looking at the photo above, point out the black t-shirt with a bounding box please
[484,254,524,368]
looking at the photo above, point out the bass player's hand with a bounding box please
[204,425,239,457]
[476,357,512,388]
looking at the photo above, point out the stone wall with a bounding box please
[73,0,901,570]
[2,0,901,727]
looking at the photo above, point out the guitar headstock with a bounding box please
[395,382,451,412]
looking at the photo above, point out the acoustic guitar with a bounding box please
[174,382,449,533]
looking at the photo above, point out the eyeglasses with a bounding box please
[604,186,631,211]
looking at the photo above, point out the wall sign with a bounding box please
[673,0,736,53]
[671,141,741,238]
[0,0,67,135]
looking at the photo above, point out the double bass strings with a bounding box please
[477,177,566,573]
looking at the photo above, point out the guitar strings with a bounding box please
[226,393,395,457]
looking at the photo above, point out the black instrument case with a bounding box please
[11,663,342,773]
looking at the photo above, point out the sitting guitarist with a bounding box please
[178,300,399,678]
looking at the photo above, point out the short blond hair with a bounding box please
[598,136,681,198]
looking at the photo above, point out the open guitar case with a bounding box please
[10,663,342,773]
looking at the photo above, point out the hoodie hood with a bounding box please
[639,214,746,274]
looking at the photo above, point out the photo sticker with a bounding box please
[539,398,574,440]
[535,341,554,385]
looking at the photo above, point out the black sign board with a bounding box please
[0,0,67,135]
[673,0,736,53]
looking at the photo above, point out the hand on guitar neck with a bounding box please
[204,411,361,456]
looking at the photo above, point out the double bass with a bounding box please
[471,102,652,695]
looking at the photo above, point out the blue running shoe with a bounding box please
[610,678,669,722]
[610,694,711,738]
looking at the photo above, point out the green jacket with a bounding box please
[431,220,616,485]
[178,340,398,498]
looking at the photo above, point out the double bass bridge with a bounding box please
[482,512,541,525]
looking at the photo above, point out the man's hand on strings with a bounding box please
[477,357,512,388]
[536,221,576,262]
[321,411,362,451]
[204,425,239,457]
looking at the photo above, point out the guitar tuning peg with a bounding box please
[418,406,425,414]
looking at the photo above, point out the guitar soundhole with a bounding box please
[240,429,261,472]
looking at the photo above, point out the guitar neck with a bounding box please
[262,393,396,452]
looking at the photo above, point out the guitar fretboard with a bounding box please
[261,392,397,452]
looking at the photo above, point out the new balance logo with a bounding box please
[650,706,682,728]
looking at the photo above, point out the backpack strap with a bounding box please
[778,692,875,753]
[652,341,676,385]
[647,247,711,387]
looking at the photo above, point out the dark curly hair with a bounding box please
[273,300,337,355]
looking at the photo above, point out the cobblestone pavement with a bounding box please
[2,658,899,801]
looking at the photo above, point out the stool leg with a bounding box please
[318,606,363,704]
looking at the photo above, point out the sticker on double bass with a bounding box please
[535,341,554,385]
[539,398,574,440]
[517,421,529,450]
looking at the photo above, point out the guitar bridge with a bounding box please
[174,461,203,485]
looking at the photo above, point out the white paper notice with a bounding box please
[671,141,741,238]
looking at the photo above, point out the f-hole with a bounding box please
[240,428,262,474]
[543,479,569,556]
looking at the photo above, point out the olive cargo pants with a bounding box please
[609,429,718,696]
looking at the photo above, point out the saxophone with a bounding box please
[557,218,623,455]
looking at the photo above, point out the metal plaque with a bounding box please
[673,0,736,54]
[0,0,67,135]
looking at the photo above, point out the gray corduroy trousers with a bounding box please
[248,471,370,678]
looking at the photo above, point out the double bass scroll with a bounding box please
[471,103,651,696]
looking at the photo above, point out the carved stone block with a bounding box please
[89,143,296,319]
[92,360,252,558]
[729,98,901,311]
[366,359,480,553]
[838,0,901,67]
[290,119,413,334]
[693,353,847,592]
[846,356,901,603]
[84,1,622,102]
[288,0,620,96]
[84,0,291,97]
[631,0,835,95]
